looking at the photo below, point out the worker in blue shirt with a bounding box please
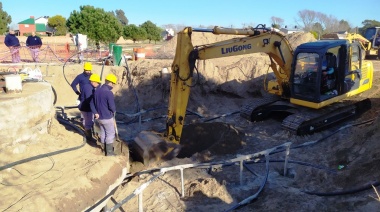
[4,29,21,63]
[94,73,117,156]
[71,62,93,104]
[79,73,101,144]
[26,31,43,62]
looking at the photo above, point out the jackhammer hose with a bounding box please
[62,52,81,86]
[51,85,57,105]
[24,80,57,105]
[303,180,380,196]
[0,117,85,172]
[271,118,376,155]
[245,159,337,174]
[224,155,270,212]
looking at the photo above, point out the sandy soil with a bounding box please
[1,32,380,211]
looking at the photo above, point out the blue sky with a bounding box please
[3,0,379,29]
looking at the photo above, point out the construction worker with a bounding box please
[4,29,21,63]
[79,73,101,144]
[71,62,93,104]
[26,31,42,62]
[93,73,117,156]
[71,33,87,63]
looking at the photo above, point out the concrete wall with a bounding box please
[0,82,54,148]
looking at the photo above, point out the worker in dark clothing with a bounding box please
[93,73,117,156]
[79,73,101,144]
[4,29,21,63]
[26,31,43,62]
[71,62,93,105]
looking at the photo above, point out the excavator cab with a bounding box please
[291,40,342,103]
[290,40,372,109]
[364,27,380,48]
[363,27,380,58]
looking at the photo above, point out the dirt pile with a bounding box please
[155,30,316,59]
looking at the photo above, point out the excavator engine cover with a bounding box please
[130,131,181,165]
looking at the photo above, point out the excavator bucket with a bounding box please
[130,131,181,165]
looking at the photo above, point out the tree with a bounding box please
[140,21,162,43]
[115,9,128,26]
[270,16,284,29]
[297,9,353,34]
[66,5,122,46]
[0,2,11,34]
[338,20,351,32]
[122,24,147,43]
[359,19,380,34]
[310,22,324,39]
[48,15,67,36]
[296,9,318,31]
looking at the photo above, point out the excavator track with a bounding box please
[241,96,371,135]
[240,95,283,121]
[283,98,371,135]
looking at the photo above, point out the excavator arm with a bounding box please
[345,33,372,51]
[166,26,294,145]
[321,32,374,58]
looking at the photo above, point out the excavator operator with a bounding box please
[320,53,336,95]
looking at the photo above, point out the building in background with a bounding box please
[163,28,175,41]
[35,16,55,36]
[17,16,55,36]
[280,26,303,34]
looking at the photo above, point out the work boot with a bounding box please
[106,143,115,156]
[85,129,97,143]
[97,142,105,152]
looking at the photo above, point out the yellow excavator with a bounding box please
[322,28,380,59]
[363,27,380,58]
[131,24,373,164]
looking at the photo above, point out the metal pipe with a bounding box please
[180,168,185,198]
[239,160,243,186]
[138,192,143,212]
[283,143,291,177]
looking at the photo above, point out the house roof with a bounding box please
[36,23,46,32]
[18,18,35,24]
[36,16,49,21]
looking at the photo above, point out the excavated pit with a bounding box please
[177,122,245,159]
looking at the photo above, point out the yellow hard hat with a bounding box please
[105,73,117,84]
[84,62,92,71]
[89,73,101,83]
